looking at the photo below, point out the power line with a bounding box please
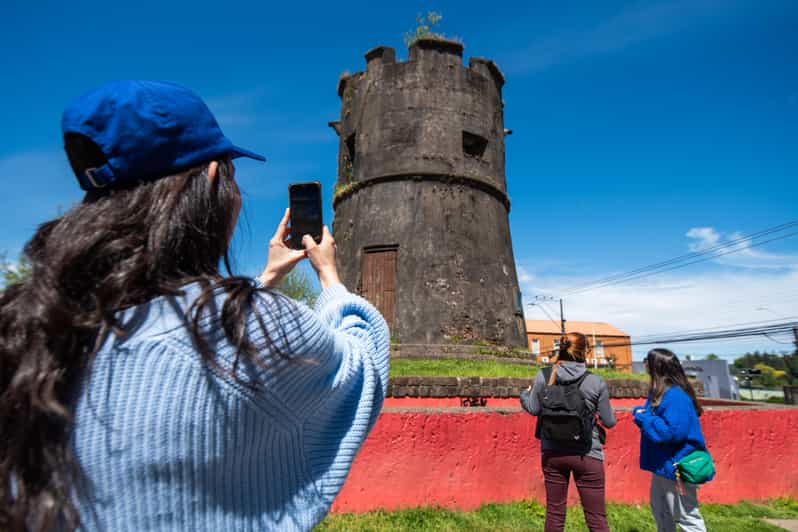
[562,219,798,293]
[534,303,560,328]
[564,229,798,295]
[527,296,565,333]
[631,316,798,342]
[602,320,798,350]
[763,333,795,345]
[529,320,798,359]
[557,219,798,296]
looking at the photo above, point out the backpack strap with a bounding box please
[574,371,593,418]
[572,372,592,403]
[535,366,554,440]
[575,371,591,387]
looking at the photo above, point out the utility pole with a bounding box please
[529,295,566,334]
[528,296,566,361]
[790,327,798,385]
[592,326,598,369]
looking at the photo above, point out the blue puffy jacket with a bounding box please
[633,386,712,482]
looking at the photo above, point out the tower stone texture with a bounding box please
[330,38,526,347]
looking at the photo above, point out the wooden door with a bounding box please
[360,247,397,328]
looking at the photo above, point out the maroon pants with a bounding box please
[541,452,610,532]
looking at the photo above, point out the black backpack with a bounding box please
[534,367,594,454]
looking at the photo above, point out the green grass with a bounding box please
[316,499,798,531]
[389,358,647,381]
[390,358,536,378]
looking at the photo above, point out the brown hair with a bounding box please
[548,332,591,384]
[645,348,703,416]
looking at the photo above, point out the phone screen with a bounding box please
[288,182,323,250]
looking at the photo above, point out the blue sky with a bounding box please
[2,0,796,359]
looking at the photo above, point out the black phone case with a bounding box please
[288,182,322,250]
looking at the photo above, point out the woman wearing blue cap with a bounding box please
[0,80,389,531]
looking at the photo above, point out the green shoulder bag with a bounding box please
[674,450,715,485]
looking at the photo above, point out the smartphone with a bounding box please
[288,181,323,250]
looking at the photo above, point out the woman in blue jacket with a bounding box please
[633,348,711,532]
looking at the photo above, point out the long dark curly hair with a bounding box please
[0,134,290,530]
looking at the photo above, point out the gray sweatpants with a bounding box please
[650,475,707,532]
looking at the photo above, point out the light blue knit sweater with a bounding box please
[70,282,390,531]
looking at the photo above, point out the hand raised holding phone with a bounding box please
[259,182,340,290]
[287,181,339,287]
[258,208,306,287]
[303,226,340,289]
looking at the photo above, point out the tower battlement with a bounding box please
[339,39,504,99]
[332,39,510,207]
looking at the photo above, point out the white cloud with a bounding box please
[686,227,721,251]
[686,226,798,270]
[517,265,534,284]
[506,0,738,73]
[520,224,798,358]
[520,268,798,359]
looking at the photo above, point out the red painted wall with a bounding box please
[331,406,798,513]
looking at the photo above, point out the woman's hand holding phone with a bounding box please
[258,208,306,287]
[303,226,340,289]
[259,209,341,291]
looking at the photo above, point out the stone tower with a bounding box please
[330,37,526,347]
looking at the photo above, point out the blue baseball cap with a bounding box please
[61,80,265,191]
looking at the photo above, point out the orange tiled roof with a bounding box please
[525,320,629,338]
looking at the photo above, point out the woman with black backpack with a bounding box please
[520,332,616,532]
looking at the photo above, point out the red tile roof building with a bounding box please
[525,320,632,371]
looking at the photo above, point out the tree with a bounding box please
[733,351,788,372]
[1,252,31,289]
[753,363,788,388]
[732,350,798,386]
[276,268,320,307]
[704,353,719,360]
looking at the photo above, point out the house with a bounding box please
[633,359,739,399]
[525,320,632,371]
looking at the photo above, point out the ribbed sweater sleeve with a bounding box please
[245,283,390,514]
[70,281,390,531]
[303,284,390,501]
